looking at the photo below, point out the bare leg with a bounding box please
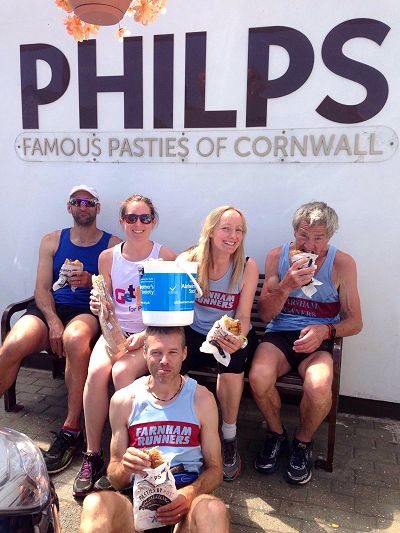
[216,372,244,424]
[83,342,147,453]
[111,350,148,390]
[175,494,230,533]
[296,351,333,442]
[83,335,113,452]
[0,315,49,395]
[249,342,291,433]
[62,314,99,429]
[80,491,136,533]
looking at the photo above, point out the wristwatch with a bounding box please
[329,324,337,339]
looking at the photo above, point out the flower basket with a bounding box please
[56,0,168,40]
[68,0,132,25]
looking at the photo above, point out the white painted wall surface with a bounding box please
[0,0,399,403]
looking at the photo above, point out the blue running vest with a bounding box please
[52,228,112,309]
[266,241,340,332]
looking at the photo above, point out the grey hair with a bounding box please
[292,202,339,238]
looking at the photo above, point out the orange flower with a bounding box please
[116,26,132,41]
[155,0,167,14]
[131,0,167,26]
[55,0,73,12]
[84,23,100,40]
[64,15,99,42]
[126,4,136,17]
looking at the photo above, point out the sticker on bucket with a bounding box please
[139,261,202,326]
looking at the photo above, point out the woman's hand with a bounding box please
[125,333,145,352]
[215,333,243,354]
[89,288,101,316]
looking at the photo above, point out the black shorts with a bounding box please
[261,330,334,371]
[181,325,258,375]
[23,301,95,328]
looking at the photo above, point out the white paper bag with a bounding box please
[133,459,178,530]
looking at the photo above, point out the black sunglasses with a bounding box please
[69,198,98,208]
[123,213,154,224]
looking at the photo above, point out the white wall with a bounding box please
[1,0,399,402]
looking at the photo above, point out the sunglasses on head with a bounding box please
[122,213,154,224]
[69,198,98,208]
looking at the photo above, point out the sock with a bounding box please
[62,425,80,436]
[86,450,102,456]
[221,421,237,441]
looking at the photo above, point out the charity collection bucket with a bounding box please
[138,260,202,326]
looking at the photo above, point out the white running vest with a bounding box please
[128,376,203,474]
[111,241,162,333]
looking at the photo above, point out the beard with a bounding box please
[72,211,97,227]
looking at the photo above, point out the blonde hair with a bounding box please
[188,206,247,297]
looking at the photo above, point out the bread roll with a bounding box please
[65,258,83,266]
[144,447,165,468]
[222,315,241,336]
[289,249,303,258]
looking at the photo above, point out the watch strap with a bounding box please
[326,324,336,339]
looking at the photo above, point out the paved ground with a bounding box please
[1,367,399,533]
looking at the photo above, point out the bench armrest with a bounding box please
[331,335,343,396]
[332,336,343,364]
[1,296,35,342]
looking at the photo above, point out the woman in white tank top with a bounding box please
[73,194,175,498]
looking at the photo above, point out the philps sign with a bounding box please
[17,18,397,163]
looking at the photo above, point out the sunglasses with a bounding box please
[69,198,98,208]
[122,213,154,224]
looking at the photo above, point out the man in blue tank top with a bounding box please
[0,185,120,474]
[249,202,362,485]
[80,326,229,533]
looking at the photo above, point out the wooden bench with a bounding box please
[1,275,343,471]
[188,274,343,473]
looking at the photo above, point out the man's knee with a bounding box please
[303,364,333,403]
[0,336,26,365]
[63,324,94,357]
[304,378,332,404]
[80,491,131,533]
[0,319,47,364]
[191,495,229,526]
[80,492,105,532]
[82,491,104,514]
[249,344,280,393]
